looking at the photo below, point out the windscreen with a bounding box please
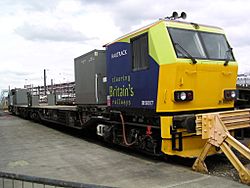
[168,28,235,61]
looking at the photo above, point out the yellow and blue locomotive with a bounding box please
[8,12,250,184]
[104,12,237,157]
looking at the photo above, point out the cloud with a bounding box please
[0,70,32,77]
[83,0,206,31]
[0,0,59,13]
[0,69,34,89]
[15,23,95,43]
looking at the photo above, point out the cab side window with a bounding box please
[131,33,149,71]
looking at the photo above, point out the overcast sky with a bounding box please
[0,0,250,91]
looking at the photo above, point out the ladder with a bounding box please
[193,109,250,185]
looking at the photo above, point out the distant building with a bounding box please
[237,73,250,87]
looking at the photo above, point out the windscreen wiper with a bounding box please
[224,47,233,66]
[174,43,197,64]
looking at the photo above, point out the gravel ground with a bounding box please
[206,138,250,183]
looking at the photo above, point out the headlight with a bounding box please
[174,90,193,102]
[224,89,237,100]
[231,91,236,98]
[180,92,187,100]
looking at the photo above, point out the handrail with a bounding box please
[0,171,114,188]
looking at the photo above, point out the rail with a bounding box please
[193,109,250,185]
[0,171,113,188]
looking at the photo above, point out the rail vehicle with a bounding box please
[8,12,250,184]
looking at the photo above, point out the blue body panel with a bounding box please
[106,42,159,110]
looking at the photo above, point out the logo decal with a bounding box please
[111,50,127,59]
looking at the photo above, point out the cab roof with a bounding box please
[104,20,224,47]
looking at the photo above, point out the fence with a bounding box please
[0,172,113,188]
